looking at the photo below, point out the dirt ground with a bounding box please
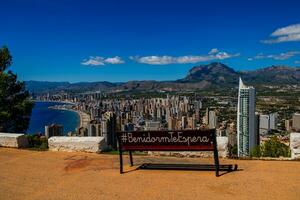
[0,148,299,200]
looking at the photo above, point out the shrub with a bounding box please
[250,145,262,157]
[262,136,290,158]
[26,134,48,150]
[250,136,290,158]
[228,144,238,158]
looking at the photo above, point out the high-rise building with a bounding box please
[237,78,258,157]
[203,108,209,125]
[208,110,218,129]
[101,112,117,149]
[292,113,300,131]
[285,119,293,131]
[259,114,268,135]
[194,100,202,123]
[181,116,187,129]
[187,115,197,129]
[259,113,278,135]
[87,121,101,136]
[145,121,160,131]
[168,117,176,130]
[122,123,134,132]
[269,113,278,130]
[45,124,63,138]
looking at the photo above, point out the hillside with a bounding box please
[242,65,300,84]
[179,62,239,85]
[25,63,300,94]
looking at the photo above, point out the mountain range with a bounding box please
[25,62,300,94]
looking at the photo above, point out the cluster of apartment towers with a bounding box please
[44,77,271,157]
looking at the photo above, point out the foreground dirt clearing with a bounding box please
[0,148,300,200]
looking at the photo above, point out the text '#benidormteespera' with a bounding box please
[121,132,210,146]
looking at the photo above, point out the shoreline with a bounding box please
[34,100,76,105]
[48,105,91,129]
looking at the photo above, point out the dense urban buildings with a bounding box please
[35,77,299,156]
[39,93,236,149]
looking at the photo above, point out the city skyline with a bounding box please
[1,0,300,82]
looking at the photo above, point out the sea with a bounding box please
[27,101,80,135]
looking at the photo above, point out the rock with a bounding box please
[0,133,29,148]
[217,136,229,158]
[290,132,300,159]
[48,137,107,153]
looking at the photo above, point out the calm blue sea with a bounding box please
[27,101,80,135]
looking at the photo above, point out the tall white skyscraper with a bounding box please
[208,110,218,129]
[237,78,258,157]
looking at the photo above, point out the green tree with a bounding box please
[261,136,290,158]
[250,145,262,158]
[0,46,34,133]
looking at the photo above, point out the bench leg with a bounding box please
[213,134,220,177]
[119,149,123,174]
[214,156,219,177]
[129,151,133,166]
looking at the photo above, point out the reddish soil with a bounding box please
[0,148,299,200]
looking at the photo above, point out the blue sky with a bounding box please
[1,0,300,82]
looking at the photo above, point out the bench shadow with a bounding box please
[218,168,243,177]
[121,166,140,174]
[122,163,240,177]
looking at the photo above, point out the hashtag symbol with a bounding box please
[121,133,127,143]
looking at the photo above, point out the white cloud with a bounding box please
[271,24,300,36]
[130,49,239,65]
[104,56,124,64]
[81,56,124,66]
[262,23,300,44]
[81,56,105,66]
[209,48,219,54]
[248,51,300,61]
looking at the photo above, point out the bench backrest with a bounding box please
[117,129,216,151]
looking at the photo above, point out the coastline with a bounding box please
[34,100,76,105]
[48,104,90,129]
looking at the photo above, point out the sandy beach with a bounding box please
[77,110,90,127]
[0,148,299,200]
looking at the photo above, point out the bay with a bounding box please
[27,101,80,135]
